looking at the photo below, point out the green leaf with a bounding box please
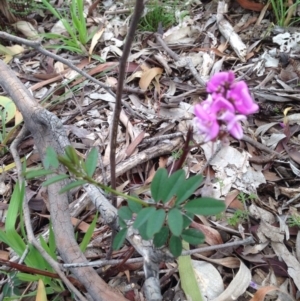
[57,155,72,167]
[5,182,23,232]
[178,241,204,301]
[146,209,166,238]
[160,169,185,204]
[42,174,70,187]
[84,147,98,177]
[167,208,183,236]
[169,235,182,257]
[44,147,59,169]
[59,180,86,194]
[118,206,133,221]
[133,207,156,229]
[138,221,150,240]
[175,175,203,206]
[80,212,98,252]
[181,228,205,245]
[153,226,169,248]
[65,145,80,167]
[48,225,57,260]
[151,168,168,202]
[182,212,194,229]
[184,197,225,216]
[25,169,54,179]
[127,199,143,213]
[113,228,127,250]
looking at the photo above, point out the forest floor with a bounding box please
[1,0,300,300]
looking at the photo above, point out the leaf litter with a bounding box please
[2,0,300,300]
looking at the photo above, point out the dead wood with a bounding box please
[0,59,128,301]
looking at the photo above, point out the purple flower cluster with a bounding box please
[194,71,259,142]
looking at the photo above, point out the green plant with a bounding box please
[26,146,226,257]
[0,96,22,156]
[171,149,183,160]
[42,0,95,54]
[139,0,177,32]
[0,176,100,299]
[270,0,300,27]
[287,214,300,227]
[227,209,249,227]
[237,192,257,204]
[0,182,66,300]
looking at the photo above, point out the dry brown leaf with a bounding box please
[249,285,295,301]
[193,253,241,269]
[38,214,90,233]
[139,67,163,90]
[0,250,9,260]
[125,131,145,157]
[212,259,251,301]
[191,221,223,245]
[89,28,105,61]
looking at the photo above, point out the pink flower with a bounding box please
[219,112,246,139]
[194,104,219,142]
[207,71,235,94]
[229,81,259,114]
[211,95,235,115]
[194,71,259,142]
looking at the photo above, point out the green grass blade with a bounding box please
[80,212,98,252]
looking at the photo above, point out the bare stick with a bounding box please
[109,0,145,198]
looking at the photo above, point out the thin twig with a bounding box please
[0,32,115,97]
[109,0,145,198]
[61,236,254,268]
[108,0,144,260]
